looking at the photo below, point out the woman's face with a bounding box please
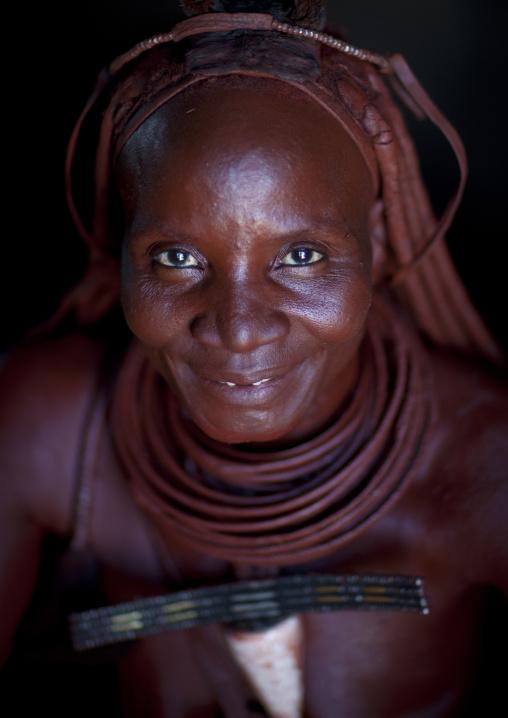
[117,79,375,445]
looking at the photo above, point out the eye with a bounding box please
[153,248,200,268]
[280,248,325,266]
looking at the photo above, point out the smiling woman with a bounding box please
[118,79,372,444]
[1,1,507,717]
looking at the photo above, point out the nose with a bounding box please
[190,279,290,353]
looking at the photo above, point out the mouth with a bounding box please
[195,366,298,402]
[169,358,320,442]
[217,377,272,387]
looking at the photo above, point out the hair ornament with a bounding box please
[108,13,389,76]
[61,3,502,365]
[70,11,465,283]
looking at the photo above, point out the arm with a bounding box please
[0,334,103,665]
[0,489,44,666]
[429,352,508,594]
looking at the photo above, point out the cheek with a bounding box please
[120,261,190,349]
[289,268,372,346]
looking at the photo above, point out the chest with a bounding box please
[89,505,484,718]
[97,558,483,718]
[81,435,488,717]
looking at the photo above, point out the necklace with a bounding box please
[109,295,433,569]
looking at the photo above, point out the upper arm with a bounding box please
[0,489,44,665]
[428,355,508,595]
[0,334,103,664]
[452,384,508,594]
[473,427,508,594]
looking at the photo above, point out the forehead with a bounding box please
[117,75,374,213]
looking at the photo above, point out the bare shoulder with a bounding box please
[423,349,508,585]
[429,350,508,461]
[0,332,107,536]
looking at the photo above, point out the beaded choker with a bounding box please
[70,572,428,651]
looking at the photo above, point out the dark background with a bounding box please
[4,0,507,353]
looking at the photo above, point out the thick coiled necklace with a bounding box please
[110,294,433,569]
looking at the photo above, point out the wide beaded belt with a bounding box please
[70,573,428,651]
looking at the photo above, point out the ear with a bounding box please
[368,199,388,285]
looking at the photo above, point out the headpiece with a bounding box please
[59,0,501,363]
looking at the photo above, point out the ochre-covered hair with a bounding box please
[61,0,502,364]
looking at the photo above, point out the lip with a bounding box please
[194,363,304,404]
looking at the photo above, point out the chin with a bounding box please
[183,405,298,445]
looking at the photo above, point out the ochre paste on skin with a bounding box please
[2,2,506,717]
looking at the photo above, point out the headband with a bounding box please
[66,11,465,266]
[60,10,500,365]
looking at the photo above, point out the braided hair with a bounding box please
[61,0,501,364]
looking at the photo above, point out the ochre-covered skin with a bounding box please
[1,33,507,718]
[118,81,373,446]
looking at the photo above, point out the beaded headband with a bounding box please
[108,12,387,185]
[67,10,466,280]
[109,12,389,75]
[56,8,502,365]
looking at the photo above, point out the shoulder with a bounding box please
[0,332,109,536]
[428,350,508,463]
[419,349,508,585]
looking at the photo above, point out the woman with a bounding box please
[1,1,507,716]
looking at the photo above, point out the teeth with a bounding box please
[218,378,271,387]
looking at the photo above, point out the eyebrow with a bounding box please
[127,222,195,247]
[129,220,353,241]
[126,212,358,257]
